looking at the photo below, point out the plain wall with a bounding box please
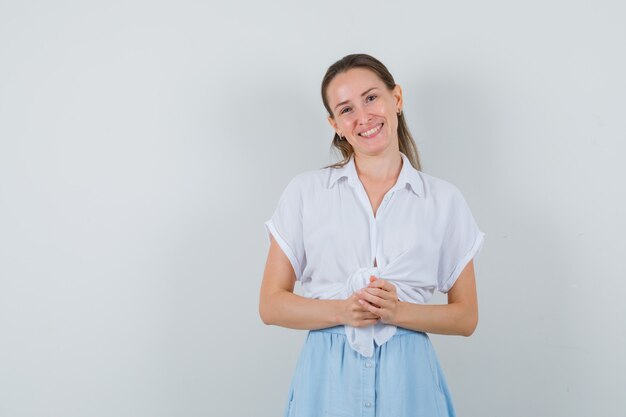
[1,1,625,416]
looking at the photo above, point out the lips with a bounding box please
[358,123,383,138]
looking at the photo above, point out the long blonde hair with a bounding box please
[321,53,422,171]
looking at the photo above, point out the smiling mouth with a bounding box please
[358,123,383,138]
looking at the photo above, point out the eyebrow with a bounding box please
[333,87,378,112]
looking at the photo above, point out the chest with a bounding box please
[360,179,395,218]
[302,185,440,270]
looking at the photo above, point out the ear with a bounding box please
[393,84,403,113]
[327,114,338,132]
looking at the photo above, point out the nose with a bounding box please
[354,105,372,125]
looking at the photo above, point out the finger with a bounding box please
[368,278,387,289]
[369,280,397,298]
[358,293,387,308]
[352,296,380,313]
[358,298,383,315]
[360,311,380,320]
[371,284,397,297]
[359,288,386,305]
[360,292,393,311]
[353,303,376,314]
[350,293,369,305]
[355,298,379,311]
[364,287,394,301]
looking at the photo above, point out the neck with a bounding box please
[353,149,403,184]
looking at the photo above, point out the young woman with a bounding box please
[259,53,486,417]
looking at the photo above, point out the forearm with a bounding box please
[391,301,478,336]
[260,290,343,330]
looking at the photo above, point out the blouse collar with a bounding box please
[328,152,424,197]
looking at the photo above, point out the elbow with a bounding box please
[258,297,277,326]
[461,315,478,337]
[462,325,476,337]
[258,303,273,325]
[259,289,291,326]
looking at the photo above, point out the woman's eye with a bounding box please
[366,95,377,102]
[340,107,351,114]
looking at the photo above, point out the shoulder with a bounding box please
[280,167,335,194]
[417,171,479,228]
[271,168,332,210]
[417,171,466,204]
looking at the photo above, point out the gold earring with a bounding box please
[397,109,403,116]
[337,132,344,140]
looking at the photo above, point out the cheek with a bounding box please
[382,104,398,125]
[338,116,356,130]
[376,102,394,123]
[381,101,396,118]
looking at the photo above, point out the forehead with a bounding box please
[327,67,386,105]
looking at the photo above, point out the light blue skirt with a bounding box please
[283,325,457,417]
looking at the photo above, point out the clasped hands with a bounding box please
[342,275,400,328]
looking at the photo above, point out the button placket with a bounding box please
[374,190,396,268]
[361,355,376,416]
[353,181,380,267]
[378,190,394,216]
[370,217,378,267]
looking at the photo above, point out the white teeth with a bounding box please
[360,124,382,137]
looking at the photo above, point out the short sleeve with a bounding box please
[437,188,486,293]
[264,176,306,281]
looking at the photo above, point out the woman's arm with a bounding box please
[358,260,479,336]
[259,236,380,329]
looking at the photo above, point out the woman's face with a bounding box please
[326,67,403,158]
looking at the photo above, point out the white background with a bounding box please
[1,1,625,416]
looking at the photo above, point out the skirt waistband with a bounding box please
[310,324,425,337]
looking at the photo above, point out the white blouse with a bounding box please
[265,152,486,357]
